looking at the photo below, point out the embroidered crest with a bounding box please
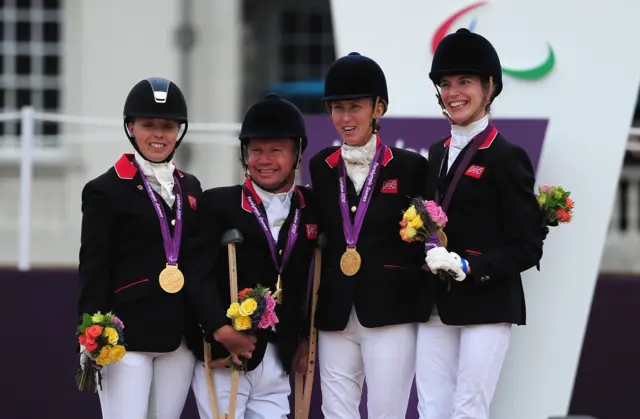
[306,224,318,239]
[188,195,197,210]
[381,179,398,193]
[464,165,486,179]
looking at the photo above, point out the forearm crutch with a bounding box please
[203,229,244,419]
[295,233,326,419]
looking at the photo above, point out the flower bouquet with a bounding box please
[75,311,126,393]
[400,197,456,280]
[400,197,448,247]
[225,284,279,371]
[536,185,574,226]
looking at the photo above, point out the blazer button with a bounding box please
[279,249,283,255]
[171,219,176,226]
[351,206,357,213]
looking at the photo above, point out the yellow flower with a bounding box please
[233,315,252,331]
[103,327,119,345]
[554,189,563,199]
[403,205,418,221]
[95,346,112,366]
[408,216,423,230]
[405,227,417,239]
[109,345,126,363]
[91,313,105,323]
[537,194,547,205]
[239,298,258,316]
[226,302,241,319]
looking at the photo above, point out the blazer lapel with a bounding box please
[275,189,307,247]
[370,141,394,200]
[240,185,272,250]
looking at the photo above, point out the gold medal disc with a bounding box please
[274,274,283,305]
[340,247,362,276]
[159,264,184,293]
[437,229,448,248]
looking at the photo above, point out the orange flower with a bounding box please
[85,339,98,352]
[565,197,574,209]
[86,325,104,339]
[399,219,407,228]
[79,334,98,352]
[399,228,412,243]
[238,288,251,299]
[557,209,571,223]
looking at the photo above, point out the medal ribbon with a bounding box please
[243,180,303,278]
[435,123,497,213]
[338,142,386,249]
[134,161,183,266]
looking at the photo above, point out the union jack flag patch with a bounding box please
[188,195,197,209]
[381,179,398,193]
[306,224,318,239]
[465,165,486,179]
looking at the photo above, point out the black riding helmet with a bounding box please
[429,28,503,111]
[238,93,307,191]
[123,77,189,163]
[323,52,388,133]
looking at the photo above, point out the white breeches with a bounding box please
[191,343,291,419]
[416,312,511,419]
[318,307,417,419]
[98,339,196,419]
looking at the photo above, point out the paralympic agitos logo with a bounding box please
[432,1,555,80]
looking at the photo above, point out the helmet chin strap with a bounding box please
[432,77,495,127]
[371,96,381,134]
[252,171,296,193]
[240,138,303,193]
[123,120,188,164]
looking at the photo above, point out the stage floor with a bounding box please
[1,269,634,419]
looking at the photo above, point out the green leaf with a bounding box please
[78,313,93,334]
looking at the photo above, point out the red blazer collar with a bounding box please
[443,127,498,150]
[325,135,393,169]
[114,153,184,179]
[241,178,305,213]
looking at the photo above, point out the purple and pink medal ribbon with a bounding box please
[243,180,303,280]
[134,160,183,267]
[338,143,386,251]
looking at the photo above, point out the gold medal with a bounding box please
[274,274,283,305]
[340,247,362,276]
[159,264,184,293]
[437,229,448,248]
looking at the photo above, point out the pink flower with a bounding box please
[258,307,279,329]
[258,311,273,329]
[265,295,276,312]
[268,310,279,326]
[425,201,448,228]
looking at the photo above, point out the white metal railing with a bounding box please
[1,106,640,271]
[3,106,242,271]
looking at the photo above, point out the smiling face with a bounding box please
[329,98,385,146]
[247,138,298,192]
[128,118,180,162]
[439,74,492,126]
